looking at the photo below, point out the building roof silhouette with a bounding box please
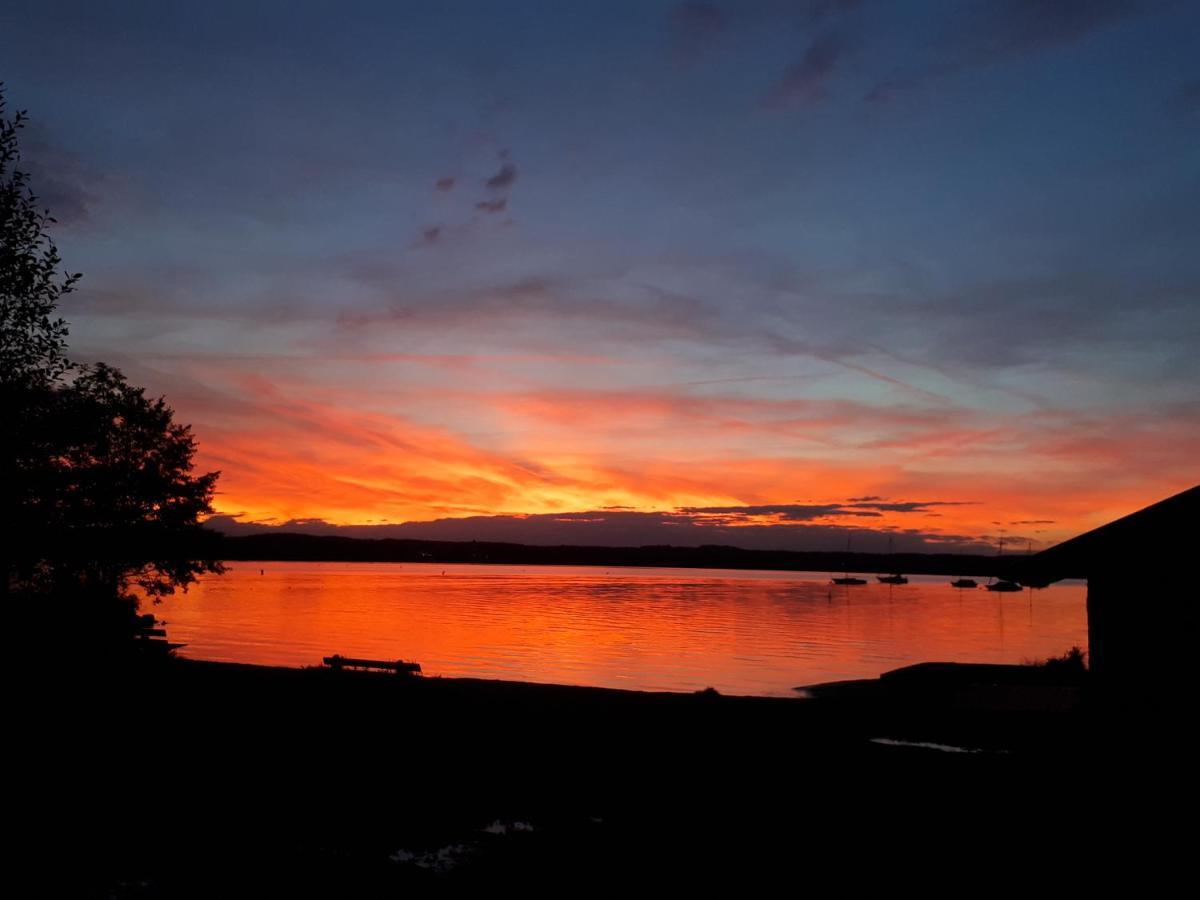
[1025,484,1198,583]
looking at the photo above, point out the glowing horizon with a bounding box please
[177,353,1196,549]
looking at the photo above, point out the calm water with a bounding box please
[152,562,1088,697]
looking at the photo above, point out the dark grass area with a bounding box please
[18,657,1192,896]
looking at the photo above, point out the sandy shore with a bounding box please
[20,656,1188,895]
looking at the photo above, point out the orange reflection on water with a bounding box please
[151,562,1089,697]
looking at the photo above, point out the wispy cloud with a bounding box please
[681,503,879,521]
[21,124,103,227]
[847,499,976,513]
[763,32,847,108]
[868,0,1160,102]
[416,225,442,246]
[484,162,518,191]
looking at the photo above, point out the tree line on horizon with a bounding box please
[217,531,1052,579]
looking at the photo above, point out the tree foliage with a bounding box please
[0,86,76,389]
[1,85,222,636]
[13,363,223,597]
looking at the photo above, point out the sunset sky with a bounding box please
[5,1,1198,551]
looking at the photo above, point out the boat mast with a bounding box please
[990,536,1004,584]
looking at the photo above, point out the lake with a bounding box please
[151,561,1088,697]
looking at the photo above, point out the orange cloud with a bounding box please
[145,360,1200,547]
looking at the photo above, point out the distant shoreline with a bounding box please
[216,531,1060,579]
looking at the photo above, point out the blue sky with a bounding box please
[4,0,1198,548]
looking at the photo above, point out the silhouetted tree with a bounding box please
[0,87,75,389]
[1,85,221,645]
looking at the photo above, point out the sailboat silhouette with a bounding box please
[876,535,908,584]
[985,537,1022,592]
[830,534,866,585]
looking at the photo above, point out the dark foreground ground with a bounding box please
[19,657,1195,896]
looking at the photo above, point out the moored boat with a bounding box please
[985,579,1022,592]
[876,537,907,585]
[985,538,1023,593]
[831,533,866,585]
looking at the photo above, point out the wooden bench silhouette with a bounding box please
[323,654,422,675]
[132,618,181,653]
